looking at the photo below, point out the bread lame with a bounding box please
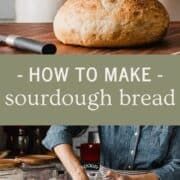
[0,35,56,54]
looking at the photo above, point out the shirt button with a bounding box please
[130,150,134,155]
[134,132,138,136]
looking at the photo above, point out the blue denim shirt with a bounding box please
[42,126,180,180]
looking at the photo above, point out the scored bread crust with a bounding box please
[54,0,169,47]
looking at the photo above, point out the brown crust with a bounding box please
[54,0,170,47]
[26,154,56,161]
[15,157,44,165]
[0,159,20,169]
[15,154,56,165]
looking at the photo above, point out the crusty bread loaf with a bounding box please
[15,154,56,165]
[0,159,20,169]
[15,157,45,165]
[54,0,169,47]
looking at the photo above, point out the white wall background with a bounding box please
[0,0,179,21]
[0,0,15,20]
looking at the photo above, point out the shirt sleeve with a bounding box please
[42,125,88,150]
[153,127,180,180]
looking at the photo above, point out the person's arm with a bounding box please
[42,125,88,150]
[54,144,88,180]
[106,171,158,180]
[128,173,158,180]
[42,125,88,180]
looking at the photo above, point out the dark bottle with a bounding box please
[4,126,30,156]
[30,126,49,154]
[80,143,100,171]
[80,131,100,171]
[15,127,30,156]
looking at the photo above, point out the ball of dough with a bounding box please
[54,0,169,47]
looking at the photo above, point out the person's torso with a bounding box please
[99,126,174,170]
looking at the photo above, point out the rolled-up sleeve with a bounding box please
[42,125,88,150]
[153,127,180,180]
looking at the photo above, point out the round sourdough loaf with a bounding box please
[54,0,169,47]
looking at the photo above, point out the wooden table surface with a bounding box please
[0,22,179,54]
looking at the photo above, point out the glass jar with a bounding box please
[15,0,66,22]
[54,162,69,180]
[21,163,61,180]
[0,168,23,180]
[159,0,180,21]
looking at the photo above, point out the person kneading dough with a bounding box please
[53,0,169,47]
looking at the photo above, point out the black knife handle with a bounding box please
[6,35,57,54]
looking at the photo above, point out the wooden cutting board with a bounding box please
[0,22,179,54]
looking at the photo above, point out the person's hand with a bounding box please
[106,171,159,180]
[72,166,89,180]
[106,171,132,180]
